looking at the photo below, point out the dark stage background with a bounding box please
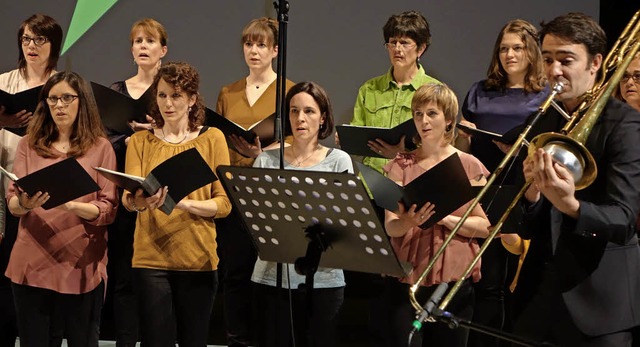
[1,1,636,345]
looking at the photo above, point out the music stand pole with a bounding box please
[273,0,289,170]
[272,3,290,336]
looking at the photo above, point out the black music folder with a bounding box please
[0,86,43,136]
[356,152,476,229]
[336,118,418,158]
[473,185,522,234]
[91,82,153,135]
[205,108,276,148]
[94,147,218,214]
[0,157,100,210]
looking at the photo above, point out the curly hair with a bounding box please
[148,62,205,130]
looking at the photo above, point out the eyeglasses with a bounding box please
[621,72,640,84]
[384,40,417,51]
[21,35,48,47]
[46,94,79,106]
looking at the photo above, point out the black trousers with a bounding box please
[12,281,104,347]
[253,283,344,347]
[469,240,509,347]
[217,213,257,347]
[0,211,19,347]
[379,277,474,347]
[0,285,17,347]
[106,205,138,347]
[132,268,218,347]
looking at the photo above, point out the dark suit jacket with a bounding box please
[520,99,640,336]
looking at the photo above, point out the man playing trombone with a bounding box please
[515,12,640,347]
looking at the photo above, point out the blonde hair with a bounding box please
[411,83,458,145]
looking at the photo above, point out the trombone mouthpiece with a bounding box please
[552,82,565,93]
[538,82,565,113]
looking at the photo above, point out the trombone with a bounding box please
[409,9,640,327]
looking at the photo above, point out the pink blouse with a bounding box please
[5,136,118,294]
[384,151,489,287]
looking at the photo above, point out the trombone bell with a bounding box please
[529,132,597,190]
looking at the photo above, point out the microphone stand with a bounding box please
[429,308,556,347]
[273,0,290,343]
[407,284,554,347]
[274,0,289,171]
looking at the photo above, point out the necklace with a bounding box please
[291,145,320,167]
[160,128,188,144]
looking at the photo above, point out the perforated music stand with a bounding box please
[216,165,411,279]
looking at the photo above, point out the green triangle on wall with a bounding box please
[61,0,118,55]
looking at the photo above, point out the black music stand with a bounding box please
[216,166,410,279]
[217,165,410,339]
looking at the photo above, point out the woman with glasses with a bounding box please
[123,62,231,347]
[454,20,549,347]
[0,13,63,346]
[343,10,440,344]
[215,17,294,347]
[617,52,640,112]
[106,18,168,347]
[347,10,439,172]
[5,70,118,346]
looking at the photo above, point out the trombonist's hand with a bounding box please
[0,107,32,128]
[368,136,405,159]
[229,134,262,159]
[527,148,579,218]
[523,152,541,203]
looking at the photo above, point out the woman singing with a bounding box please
[252,81,353,347]
[455,20,549,345]
[107,17,168,347]
[6,70,118,346]
[122,61,231,347]
[383,83,490,347]
[215,17,294,347]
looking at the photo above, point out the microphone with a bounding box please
[408,282,448,342]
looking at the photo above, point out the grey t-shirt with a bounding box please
[251,147,354,289]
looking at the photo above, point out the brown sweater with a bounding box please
[216,78,294,167]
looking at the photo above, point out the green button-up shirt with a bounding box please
[351,64,441,173]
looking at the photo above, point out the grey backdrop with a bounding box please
[1,0,598,144]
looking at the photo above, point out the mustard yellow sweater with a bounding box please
[124,128,232,271]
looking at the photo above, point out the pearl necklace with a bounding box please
[160,128,188,144]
